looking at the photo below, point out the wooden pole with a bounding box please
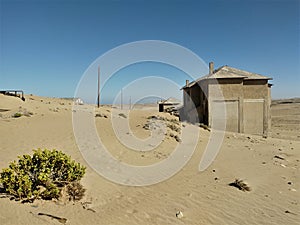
[121,88,123,110]
[97,66,100,108]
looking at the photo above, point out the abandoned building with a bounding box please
[158,97,181,112]
[180,62,272,136]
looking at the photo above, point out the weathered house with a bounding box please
[158,97,181,112]
[180,62,272,136]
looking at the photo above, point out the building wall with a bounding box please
[208,79,243,132]
[208,79,244,99]
[182,77,271,136]
[182,81,208,123]
[243,80,268,99]
[210,99,239,132]
[243,99,264,135]
[182,89,198,122]
[207,78,270,135]
[243,80,270,135]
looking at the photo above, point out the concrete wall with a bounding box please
[208,79,244,99]
[208,79,243,130]
[210,99,239,132]
[243,80,268,99]
[243,99,264,135]
[243,80,270,136]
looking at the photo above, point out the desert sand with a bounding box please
[0,94,299,225]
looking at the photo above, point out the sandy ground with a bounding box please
[0,94,299,225]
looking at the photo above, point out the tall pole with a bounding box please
[97,66,100,108]
[121,88,123,110]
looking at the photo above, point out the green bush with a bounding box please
[0,149,86,201]
[12,112,22,118]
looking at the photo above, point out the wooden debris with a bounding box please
[285,210,297,215]
[38,213,67,224]
[274,155,285,160]
[199,123,211,131]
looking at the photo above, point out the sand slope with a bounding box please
[0,94,299,225]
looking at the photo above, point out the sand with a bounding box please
[0,94,299,225]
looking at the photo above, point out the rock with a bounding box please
[176,211,183,218]
[143,123,150,130]
[175,135,181,142]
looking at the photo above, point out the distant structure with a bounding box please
[158,97,181,112]
[180,62,272,136]
[0,90,25,101]
[74,98,84,105]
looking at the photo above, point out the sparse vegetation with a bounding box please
[95,113,108,118]
[118,113,127,118]
[65,181,86,201]
[0,149,86,202]
[229,179,251,192]
[12,112,22,118]
[145,114,181,142]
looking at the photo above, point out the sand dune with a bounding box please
[0,94,299,225]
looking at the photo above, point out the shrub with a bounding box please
[12,112,22,118]
[229,179,251,192]
[0,149,86,201]
[118,113,127,118]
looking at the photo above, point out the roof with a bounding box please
[158,97,181,105]
[182,65,272,89]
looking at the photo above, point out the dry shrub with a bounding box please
[229,179,251,192]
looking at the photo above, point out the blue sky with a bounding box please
[0,0,299,103]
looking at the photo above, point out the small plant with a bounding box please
[66,181,85,201]
[229,179,251,192]
[12,112,22,118]
[0,149,86,202]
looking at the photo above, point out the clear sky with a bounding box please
[0,0,299,104]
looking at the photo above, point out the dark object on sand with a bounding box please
[229,179,251,192]
[118,113,127,118]
[38,213,67,224]
[199,123,211,131]
[274,155,285,160]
